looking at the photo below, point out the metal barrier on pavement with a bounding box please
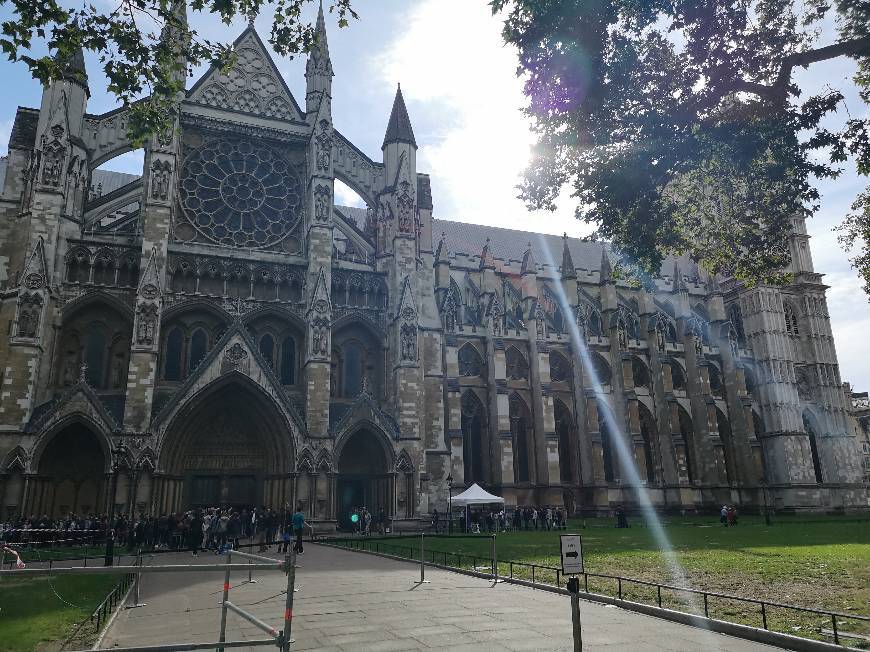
[4,547,298,652]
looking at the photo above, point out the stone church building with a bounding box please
[0,9,866,527]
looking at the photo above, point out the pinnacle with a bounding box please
[382,84,417,149]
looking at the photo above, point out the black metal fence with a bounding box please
[322,535,870,648]
[60,569,136,650]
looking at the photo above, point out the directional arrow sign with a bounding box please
[560,534,584,575]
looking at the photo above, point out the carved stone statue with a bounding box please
[311,318,330,357]
[400,323,417,362]
[314,185,331,223]
[656,324,666,353]
[136,304,158,346]
[150,160,172,201]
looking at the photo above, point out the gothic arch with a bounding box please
[461,389,487,484]
[458,343,485,377]
[161,298,233,324]
[30,413,114,475]
[61,289,134,322]
[802,409,825,483]
[554,398,575,483]
[333,422,396,469]
[242,305,307,334]
[509,392,533,483]
[0,446,29,473]
[157,373,297,476]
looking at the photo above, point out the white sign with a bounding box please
[560,534,583,575]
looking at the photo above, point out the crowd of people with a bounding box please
[429,506,571,533]
[0,504,313,556]
[720,504,739,526]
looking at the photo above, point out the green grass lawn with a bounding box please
[334,516,870,647]
[0,574,120,651]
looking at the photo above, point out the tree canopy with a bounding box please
[491,0,870,294]
[0,0,356,142]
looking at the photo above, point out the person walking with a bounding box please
[291,503,307,555]
[188,510,203,556]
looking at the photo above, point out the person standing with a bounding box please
[292,503,307,554]
[188,510,203,556]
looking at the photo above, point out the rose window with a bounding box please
[178,138,303,248]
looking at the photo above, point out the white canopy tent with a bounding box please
[451,483,505,507]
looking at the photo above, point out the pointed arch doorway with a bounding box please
[158,379,294,512]
[336,428,392,530]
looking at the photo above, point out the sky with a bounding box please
[0,0,868,390]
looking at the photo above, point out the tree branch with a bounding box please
[742,36,870,102]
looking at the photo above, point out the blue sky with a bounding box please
[1,0,868,391]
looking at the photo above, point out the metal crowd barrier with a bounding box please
[322,534,870,649]
[4,547,298,652]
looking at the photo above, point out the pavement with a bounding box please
[99,544,782,651]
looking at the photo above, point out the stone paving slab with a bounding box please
[99,544,783,651]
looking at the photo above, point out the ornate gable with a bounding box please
[187,27,304,122]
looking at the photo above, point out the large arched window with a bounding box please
[259,333,275,368]
[509,394,532,483]
[280,335,296,385]
[461,391,486,483]
[342,341,364,397]
[189,329,208,372]
[632,357,650,389]
[164,328,184,381]
[590,353,611,386]
[458,343,484,377]
[84,324,106,388]
[708,365,724,397]
[803,412,824,483]
[639,405,657,484]
[679,407,696,484]
[716,408,735,484]
[553,308,564,334]
[671,362,687,391]
[599,404,616,482]
[549,350,572,383]
[506,346,529,381]
[784,302,800,338]
[555,400,574,483]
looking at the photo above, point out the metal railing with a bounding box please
[322,534,870,648]
[61,569,137,650]
[4,547,297,652]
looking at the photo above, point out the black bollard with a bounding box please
[104,530,115,567]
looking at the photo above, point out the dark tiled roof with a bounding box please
[91,169,141,194]
[382,86,416,149]
[9,108,39,149]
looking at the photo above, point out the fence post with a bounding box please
[418,532,430,584]
[281,549,296,652]
[831,614,839,645]
[657,584,662,608]
[247,557,257,584]
[218,550,231,652]
[126,550,147,609]
[491,534,499,583]
[703,593,708,618]
[760,602,767,630]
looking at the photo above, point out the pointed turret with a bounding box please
[672,261,687,294]
[382,85,417,149]
[159,0,189,89]
[435,232,450,265]
[434,233,451,290]
[561,234,576,280]
[58,47,88,92]
[521,242,537,276]
[599,247,613,285]
[479,238,495,271]
[306,0,333,113]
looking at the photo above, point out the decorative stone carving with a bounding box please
[656,323,667,353]
[315,119,332,171]
[311,317,330,357]
[23,273,44,289]
[135,304,159,346]
[400,323,417,362]
[535,303,546,340]
[15,293,42,338]
[458,344,484,377]
[442,291,458,332]
[314,184,331,224]
[150,159,172,200]
[41,137,65,187]
[397,180,415,235]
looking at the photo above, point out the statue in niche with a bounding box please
[694,334,703,357]
[136,304,158,346]
[314,185,330,223]
[150,160,172,200]
[656,324,666,353]
[62,354,77,386]
[400,323,417,362]
[442,293,457,332]
[618,320,628,349]
[311,318,329,357]
[111,355,125,388]
[41,138,65,187]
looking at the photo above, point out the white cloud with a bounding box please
[374,0,588,238]
[334,178,366,208]
[0,118,12,153]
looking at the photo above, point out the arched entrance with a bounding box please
[36,423,108,518]
[336,428,391,530]
[159,380,293,512]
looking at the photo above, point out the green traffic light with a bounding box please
[351,513,359,523]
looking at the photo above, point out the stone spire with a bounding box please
[435,232,450,264]
[599,247,613,284]
[305,0,333,113]
[382,84,417,149]
[672,260,688,294]
[561,233,576,280]
[479,238,495,270]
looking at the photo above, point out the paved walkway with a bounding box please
[100,544,781,651]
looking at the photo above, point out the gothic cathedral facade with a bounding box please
[0,11,866,526]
